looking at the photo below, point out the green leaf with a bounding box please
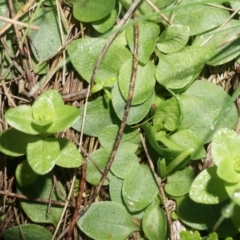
[172,0,230,36]
[165,167,195,197]
[55,138,83,168]
[38,90,64,109]
[168,130,206,160]
[16,160,39,187]
[225,181,240,204]
[157,24,190,53]
[4,105,39,135]
[46,105,79,133]
[193,20,240,66]
[122,164,158,212]
[72,96,119,137]
[177,195,216,230]
[32,94,55,121]
[29,8,67,62]
[180,230,202,240]
[86,148,110,186]
[109,175,124,204]
[3,224,52,240]
[98,124,140,150]
[153,96,180,132]
[126,21,160,64]
[112,82,155,125]
[155,46,213,90]
[67,38,131,83]
[0,128,38,156]
[0,0,8,29]
[142,203,167,240]
[231,204,240,231]
[92,8,118,33]
[17,174,65,226]
[110,143,139,179]
[118,59,156,105]
[189,166,229,204]
[77,201,139,240]
[177,81,238,144]
[72,0,115,22]
[27,137,60,175]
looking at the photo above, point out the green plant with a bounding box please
[2,0,240,239]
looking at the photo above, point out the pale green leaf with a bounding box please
[77,201,139,240]
[126,21,160,64]
[0,128,38,156]
[72,0,115,22]
[122,164,158,212]
[55,138,83,168]
[3,224,52,240]
[112,82,155,125]
[189,166,229,204]
[27,137,60,175]
[67,38,131,83]
[118,60,156,105]
[4,106,39,135]
[157,24,190,53]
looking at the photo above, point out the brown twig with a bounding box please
[140,134,174,240]
[79,1,140,217]
[0,190,72,207]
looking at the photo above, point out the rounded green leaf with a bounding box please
[46,105,80,133]
[122,164,158,212]
[92,9,118,33]
[77,201,139,240]
[165,167,195,197]
[118,59,156,105]
[109,175,124,204]
[157,25,190,53]
[0,128,38,156]
[72,0,115,22]
[225,181,240,204]
[29,8,67,62]
[142,203,167,240]
[172,1,230,36]
[17,174,65,226]
[16,160,39,187]
[3,224,52,240]
[27,137,60,175]
[98,124,140,150]
[212,128,240,166]
[67,38,131,83]
[126,21,160,64]
[32,95,55,121]
[193,20,240,66]
[110,143,139,179]
[86,148,110,186]
[189,166,229,204]
[177,81,238,144]
[55,138,83,168]
[72,96,119,137]
[112,82,155,125]
[4,105,39,135]
[177,196,216,230]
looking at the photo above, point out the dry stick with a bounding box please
[0,0,36,36]
[81,4,140,217]
[0,190,71,207]
[0,16,38,30]
[145,0,172,25]
[140,134,174,240]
